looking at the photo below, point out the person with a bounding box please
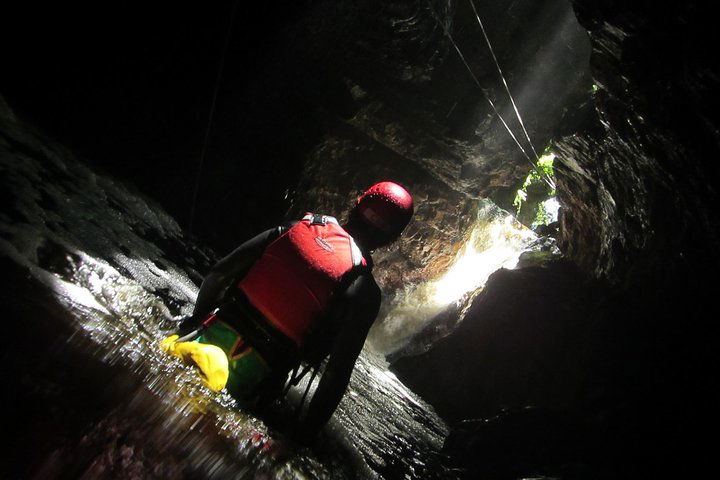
[161,181,414,431]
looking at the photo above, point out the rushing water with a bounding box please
[368,200,538,355]
[1,110,452,478]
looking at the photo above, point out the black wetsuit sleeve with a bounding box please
[300,272,381,432]
[187,224,289,325]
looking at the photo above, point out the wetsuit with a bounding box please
[180,218,381,431]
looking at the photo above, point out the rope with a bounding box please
[188,0,240,233]
[468,0,541,163]
[425,0,555,190]
[282,363,312,397]
[296,366,320,416]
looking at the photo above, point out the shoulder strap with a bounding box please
[349,236,364,267]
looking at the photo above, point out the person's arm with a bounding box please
[299,273,381,432]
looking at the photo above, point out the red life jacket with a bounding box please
[238,214,366,346]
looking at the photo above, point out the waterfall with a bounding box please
[368,199,537,355]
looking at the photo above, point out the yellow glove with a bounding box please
[160,334,180,354]
[160,335,229,392]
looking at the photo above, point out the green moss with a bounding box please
[533,199,554,227]
[513,151,557,227]
[513,152,555,211]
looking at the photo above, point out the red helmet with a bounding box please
[352,182,414,245]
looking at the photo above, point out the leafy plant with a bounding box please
[513,151,557,227]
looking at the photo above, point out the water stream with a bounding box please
[369,199,538,355]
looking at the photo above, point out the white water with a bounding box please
[369,199,537,355]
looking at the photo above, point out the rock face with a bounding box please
[283,0,591,290]
[393,1,720,477]
[393,261,599,423]
[550,6,720,473]
[555,2,720,286]
[1,0,591,290]
[0,105,248,479]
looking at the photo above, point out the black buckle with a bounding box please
[311,214,326,225]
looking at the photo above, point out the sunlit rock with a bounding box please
[368,199,536,355]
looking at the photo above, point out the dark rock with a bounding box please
[1,0,592,289]
[516,249,559,269]
[392,256,714,476]
[0,257,217,479]
[532,220,559,238]
[547,5,720,472]
[555,2,720,286]
[443,407,595,479]
[391,262,599,424]
[393,2,720,476]
[284,0,592,290]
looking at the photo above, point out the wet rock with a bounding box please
[391,256,714,476]
[554,2,720,286]
[0,257,198,479]
[0,95,16,123]
[532,220,559,238]
[548,4,720,476]
[385,296,469,362]
[516,249,559,269]
[391,261,599,423]
[1,0,592,291]
[393,2,720,477]
[1,95,453,480]
[516,233,562,269]
[283,0,592,291]
[443,407,594,479]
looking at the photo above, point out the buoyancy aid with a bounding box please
[238,214,366,347]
